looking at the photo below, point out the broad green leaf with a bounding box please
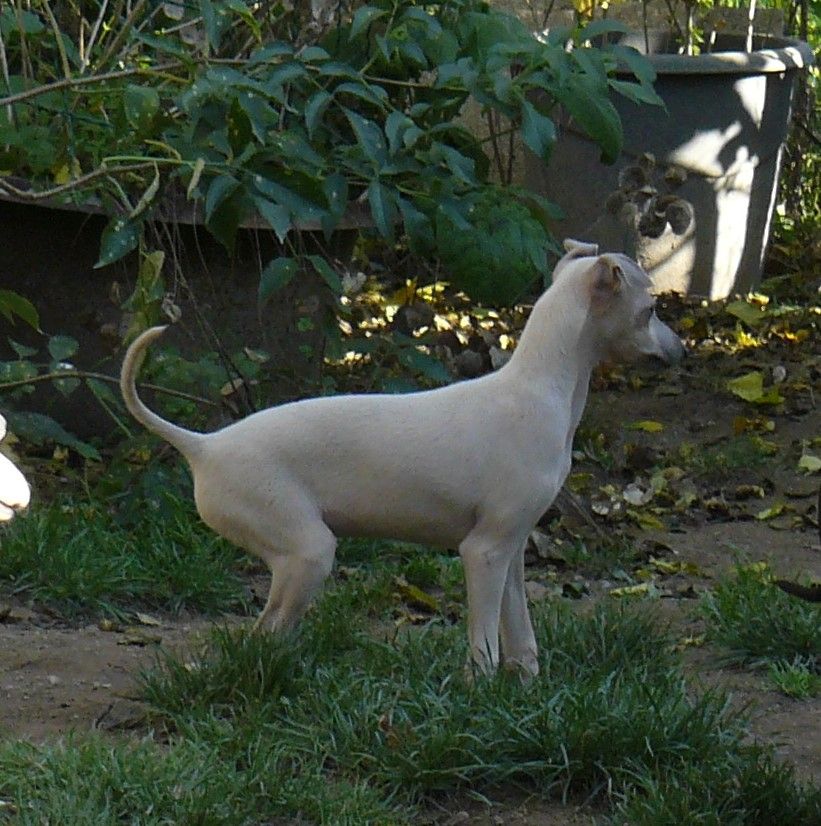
[305,90,333,138]
[0,8,44,35]
[308,255,342,294]
[609,44,658,87]
[253,197,291,242]
[579,19,632,40]
[8,340,38,358]
[95,217,140,268]
[430,143,476,185]
[47,335,79,362]
[0,290,40,330]
[205,175,241,223]
[201,0,230,51]
[520,100,556,161]
[226,97,253,153]
[555,73,623,163]
[253,176,325,224]
[205,176,245,251]
[395,343,451,384]
[725,299,767,326]
[344,108,387,168]
[123,85,159,132]
[385,111,414,155]
[350,5,387,41]
[608,79,664,107]
[323,173,348,220]
[6,411,100,461]
[301,46,330,62]
[367,180,397,240]
[398,197,433,251]
[259,257,298,306]
[248,42,293,64]
[134,32,191,59]
[336,81,388,109]
[265,62,308,89]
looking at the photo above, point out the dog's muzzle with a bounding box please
[650,318,687,365]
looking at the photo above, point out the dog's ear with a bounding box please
[562,238,599,258]
[553,239,600,281]
[590,257,624,304]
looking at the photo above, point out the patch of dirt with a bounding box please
[0,601,215,741]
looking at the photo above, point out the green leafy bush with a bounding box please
[0,1,660,306]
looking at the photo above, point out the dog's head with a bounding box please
[555,239,686,366]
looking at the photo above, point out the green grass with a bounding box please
[676,434,777,481]
[700,563,820,669]
[768,658,821,699]
[554,537,644,579]
[133,587,818,821]
[0,496,250,619]
[1,577,818,823]
[1,507,818,822]
[0,734,402,825]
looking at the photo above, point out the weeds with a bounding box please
[700,563,820,668]
[135,590,817,819]
[768,658,821,699]
[0,497,249,619]
[0,569,818,822]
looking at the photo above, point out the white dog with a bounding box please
[121,240,684,676]
[0,414,30,522]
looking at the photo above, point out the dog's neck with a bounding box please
[505,278,601,427]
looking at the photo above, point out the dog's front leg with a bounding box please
[499,540,539,678]
[459,525,527,675]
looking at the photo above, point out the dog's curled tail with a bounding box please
[120,326,204,461]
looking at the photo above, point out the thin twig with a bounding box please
[0,370,219,408]
[38,0,72,79]
[96,0,149,71]
[82,0,110,73]
[556,488,609,540]
[0,16,13,128]
[0,162,155,201]
[0,62,180,108]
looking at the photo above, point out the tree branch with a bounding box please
[0,370,219,408]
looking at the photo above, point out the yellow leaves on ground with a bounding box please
[624,420,665,433]
[726,371,784,405]
[732,415,775,435]
[798,453,821,474]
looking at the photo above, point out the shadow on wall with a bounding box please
[525,34,813,299]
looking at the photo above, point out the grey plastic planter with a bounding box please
[525,33,814,298]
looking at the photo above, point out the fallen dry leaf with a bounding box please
[625,419,665,433]
[797,453,821,474]
[726,372,784,405]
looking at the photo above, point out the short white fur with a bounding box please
[120,239,685,676]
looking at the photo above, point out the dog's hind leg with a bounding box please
[499,541,539,677]
[252,523,337,634]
